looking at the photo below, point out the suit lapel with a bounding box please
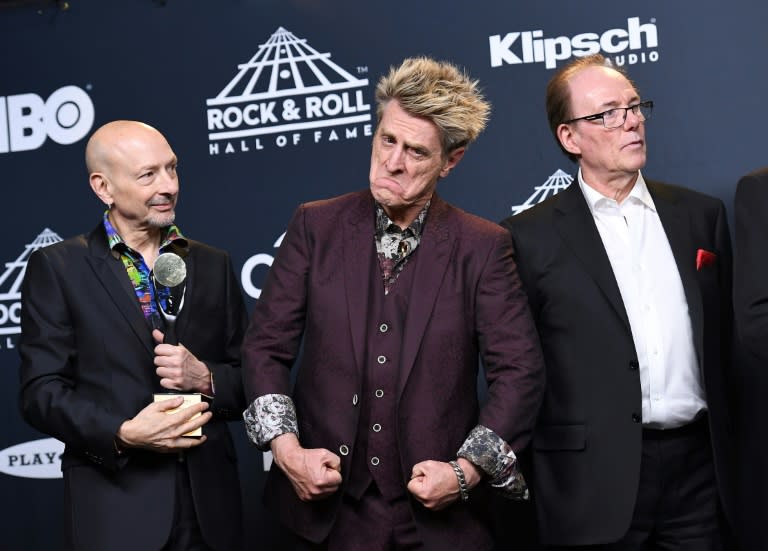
[85,225,155,357]
[343,192,376,375]
[648,181,704,359]
[553,183,632,332]
[397,196,454,397]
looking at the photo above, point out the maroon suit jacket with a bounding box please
[243,190,543,548]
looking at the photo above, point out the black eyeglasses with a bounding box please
[564,100,653,129]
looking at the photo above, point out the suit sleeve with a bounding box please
[454,228,543,496]
[735,173,768,361]
[499,217,538,315]
[242,205,309,448]
[18,248,126,472]
[474,229,545,452]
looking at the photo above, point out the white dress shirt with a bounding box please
[578,170,706,428]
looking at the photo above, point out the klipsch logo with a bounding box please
[490,17,659,70]
[0,438,64,479]
[1,85,95,153]
[205,27,372,156]
[0,228,63,350]
[511,169,573,214]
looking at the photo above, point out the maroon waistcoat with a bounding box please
[346,249,418,500]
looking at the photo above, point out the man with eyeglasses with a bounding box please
[500,54,737,548]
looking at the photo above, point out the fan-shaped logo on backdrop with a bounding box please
[0,228,63,351]
[490,17,659,70]
[205,27,372,156]
[511,169,573,214]
[0,85,95,153]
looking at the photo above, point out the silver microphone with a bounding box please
[154,252,187,288]
[152,252,187,344]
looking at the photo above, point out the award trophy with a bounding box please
[152,252,187,344]
[151,252,202,437]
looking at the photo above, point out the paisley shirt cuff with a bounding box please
[243,394,298,450]
[458,425,529,500]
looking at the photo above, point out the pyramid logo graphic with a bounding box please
[0,228,62,336]
[206,27,371,151]
[511,169,573,214]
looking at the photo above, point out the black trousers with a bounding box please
[548,416,723,551]
[161,456,211,551]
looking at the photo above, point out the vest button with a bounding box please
[629,360,639,370]
[375,389,384,398]
[352,394,359,406]
[339,445,349,456]
[372,423,382,432]
[377,355,387,364]
[370,456,380,466]
[631,413,641,423]
[379,323,389,333]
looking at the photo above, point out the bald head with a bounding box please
[85,120,170,175]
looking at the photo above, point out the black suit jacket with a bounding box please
[19,223,248,551]
[733,167,768,549]
[501,179,735,545]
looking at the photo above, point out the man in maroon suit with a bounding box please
[242,57,544,550]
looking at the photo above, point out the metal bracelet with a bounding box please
[449,460,469,503]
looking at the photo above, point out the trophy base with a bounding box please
[153,393,203,437]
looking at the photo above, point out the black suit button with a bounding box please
[629,360,639,370]
[631,413,641,423]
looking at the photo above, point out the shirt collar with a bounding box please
[103,210,187,254]
[374,200,430,238]
[578,169,655,213]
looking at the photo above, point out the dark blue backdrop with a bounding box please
[2,1,766,548]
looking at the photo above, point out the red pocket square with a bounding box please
[696,249,716,270]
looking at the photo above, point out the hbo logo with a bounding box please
[0,85,95,153]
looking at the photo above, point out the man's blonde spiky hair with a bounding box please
[375,56,490,154]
